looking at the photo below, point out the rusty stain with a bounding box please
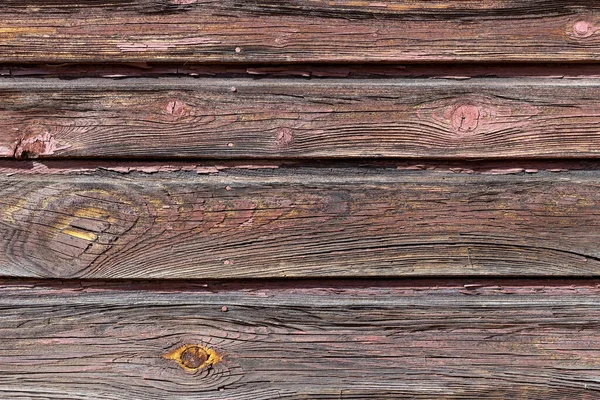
[163,344,222,373]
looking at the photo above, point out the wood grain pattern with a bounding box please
[5,1,600,397]
[4,78,600,159]
[1,1,600,63]
[1,280,600,399]
[2,168,600,278]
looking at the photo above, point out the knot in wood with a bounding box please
[163,344,222,373]
[14,130,69,159]
[450,103,480,133]
[165,99,187,118]
[276,127,294,147]
[572,20,595,38]
[180,346,208,369]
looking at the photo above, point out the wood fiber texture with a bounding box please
[2,168,600,279]
[4,0,600,397]
[1,1,600,63]
[0,281,599,399]
[3,78,600,159]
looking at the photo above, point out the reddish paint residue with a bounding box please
[451,103,480,133]
[14,132,71,159]
[572,20,596,38]
[276,127,294,147]
[165,99,187,118]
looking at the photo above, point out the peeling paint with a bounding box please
[14,132,71,159]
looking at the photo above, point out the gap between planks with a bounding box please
[5,62,600,79]
[0,159,599,175]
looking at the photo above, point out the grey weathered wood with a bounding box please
[3,78,600,159]
[0,280,599,399]
[1,168,600,278]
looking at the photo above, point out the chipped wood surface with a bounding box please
[1,1,600,63]
[0,280,599,399]
[3,78,600,159]
[2,168,600,279]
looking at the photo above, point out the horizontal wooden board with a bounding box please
[1,280,600,398]
[1,1,600,63]
[2,168,600,278]
[4,78,600,159]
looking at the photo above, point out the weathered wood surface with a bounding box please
[5,78,600,159]
[2,168,600,278]
[6,63,600,79]
[0,280,599,399]
[1,1,600,63]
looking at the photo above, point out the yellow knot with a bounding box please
[163,344,222,373]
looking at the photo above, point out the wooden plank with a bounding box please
[0,279,599,398]
[1,1,600,63]
[4,78,600,159]
[2,168,600,278]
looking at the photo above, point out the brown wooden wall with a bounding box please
[2,1,600,398]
